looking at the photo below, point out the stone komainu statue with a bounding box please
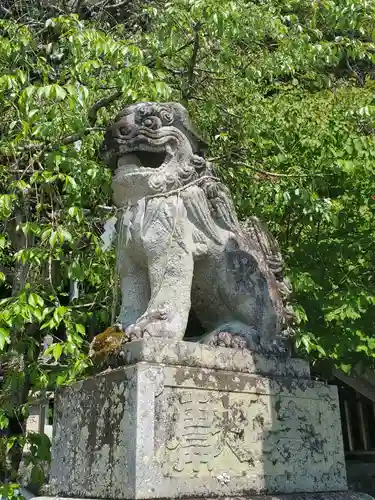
[94,102,293,356]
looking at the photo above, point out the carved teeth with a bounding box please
[166,144,174,156]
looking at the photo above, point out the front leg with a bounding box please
[89,255,150,362]
[117,257,150,330]
[126,196,194,341]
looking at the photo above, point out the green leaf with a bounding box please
[75,324,85,335]
[49,231,58,247]
[54,85,67,100]
[28,292,44,308]
[0,412,9,430]
[0,194,16,220]
[0,327,10,350]
[60,228,73,243]
[64,175,77,190]
[30,464,45,487]
[41,228,52,242]
[52,343,63,361]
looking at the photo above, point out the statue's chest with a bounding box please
[116,203,146,259]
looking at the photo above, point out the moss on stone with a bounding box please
[89,326,124,363]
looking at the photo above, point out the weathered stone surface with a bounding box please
[91,101,295,357]
[32,493,375,500]
[50,366,137,499]
[49,358,346,499]
[106,338,310,378]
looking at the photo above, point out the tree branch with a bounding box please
[88,90,122,126]
[20,127,105,153]
[61,127,106,146]
[20,90,122,154]
[187,22,201,92]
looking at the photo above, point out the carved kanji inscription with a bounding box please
[158,388,340,479]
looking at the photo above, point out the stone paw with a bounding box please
[207,331,248,350]
[124,306,174,341]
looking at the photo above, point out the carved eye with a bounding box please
[142,116,161,130]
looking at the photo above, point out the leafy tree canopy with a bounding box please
[0,0,374,490]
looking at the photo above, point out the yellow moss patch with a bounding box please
[89,326,124,361]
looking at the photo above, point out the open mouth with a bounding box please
[117,147,170,171]
[133,150,167,169]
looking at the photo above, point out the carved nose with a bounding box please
[113,117,136,138]
[118,123,133,137]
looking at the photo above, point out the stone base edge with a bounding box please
[31,491,375,500]
[96,338,311,378]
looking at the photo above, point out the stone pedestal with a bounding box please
[36,339,359,500]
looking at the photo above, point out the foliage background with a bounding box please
[0,0,374,491]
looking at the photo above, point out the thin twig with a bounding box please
[0,5,11,16]
[107,0,129,10]
[231,161,327,178]
[148,39,195,67]
[46,3,66,15]
[210,156,328,178]
[189,96,240,118]
[87,0,110,13]
[195,67,228,80]
[69,301,105,309]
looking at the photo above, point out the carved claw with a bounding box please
[124,306,176,341]
[207,331,248,350]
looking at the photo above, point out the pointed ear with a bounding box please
[165,102,209,154]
